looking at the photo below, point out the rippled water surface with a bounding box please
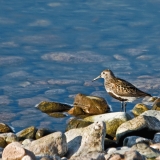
[0,0,160,132]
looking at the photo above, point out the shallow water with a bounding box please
[0,0,160,132]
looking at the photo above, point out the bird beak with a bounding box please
[92,75,101,82]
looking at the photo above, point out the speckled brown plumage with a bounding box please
[92,69,151,112]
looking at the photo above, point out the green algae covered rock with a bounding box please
[48,112,67,118]
[73,93,110,115]
[0,123,13,133]
[16,126,37,141]
[132,103,149,116]
[66,118,93,131]
[36,101,71,113]
[84,112,131,138]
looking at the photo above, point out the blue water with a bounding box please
[0,0,160,132]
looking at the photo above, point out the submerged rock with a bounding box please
[65,121,106,159]
[73,93,109,115]
[36,101,71,113]
[48,112,67,118]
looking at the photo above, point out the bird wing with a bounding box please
[111,78,150,97]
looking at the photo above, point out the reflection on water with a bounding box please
[0,0,160,132]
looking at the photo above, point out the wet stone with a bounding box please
[132,103,149,116]
[73,93,109,115]
[35,128,52,139]
[152,98,160,110]
[0,123,13,133]
[0,137,7,148]
[66,118,93,131]
[36,101,71,113]
[16,126,37,141]
[68,106,86,116]
[48,112,67,118]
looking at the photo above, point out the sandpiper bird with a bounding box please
[92,69,151,112]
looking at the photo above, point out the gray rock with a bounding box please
[124,150,146,160]
[153,132,160,143]
[116,110,160,144]
[131,142,160,159]
[65,121,106,158]
[84,112,130,138]
[24,132,67,157]
[123,136,153,147]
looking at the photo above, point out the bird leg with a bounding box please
[121,101,127,112]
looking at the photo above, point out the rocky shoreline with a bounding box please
[1,94,160,160]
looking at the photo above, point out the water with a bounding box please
[0,0,160,132]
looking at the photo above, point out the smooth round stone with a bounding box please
[152,98,160,110]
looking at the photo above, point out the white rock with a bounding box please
[65,121,106,158]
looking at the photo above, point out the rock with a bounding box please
[22,155,33,160]
[124,150,146,160]
[2,142,25,160]
[0,132,17,144]
[105,153,124,160]
[131,103,149,116]
[36,101,71,113]
[131,142,160,159]
[150,143,160,151]
[39,155,61,160]
[65,121,106,158]
[123,136,153,147]
[69,152,105,160]
[104,138,117,149]
[152,98,160,110]
[48,112,67,118]
[65,118,92,131]
[153,132,160,143]
[68,106,86,116]
[2,142,36,160]
[0,123,13,133]
[16,126,37,141]
[35,128,52,139]
[24,131,67,157]
[0,137,7,148]
[116,110,160,144]
[84,112,130,138]
[73,93,109,115]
